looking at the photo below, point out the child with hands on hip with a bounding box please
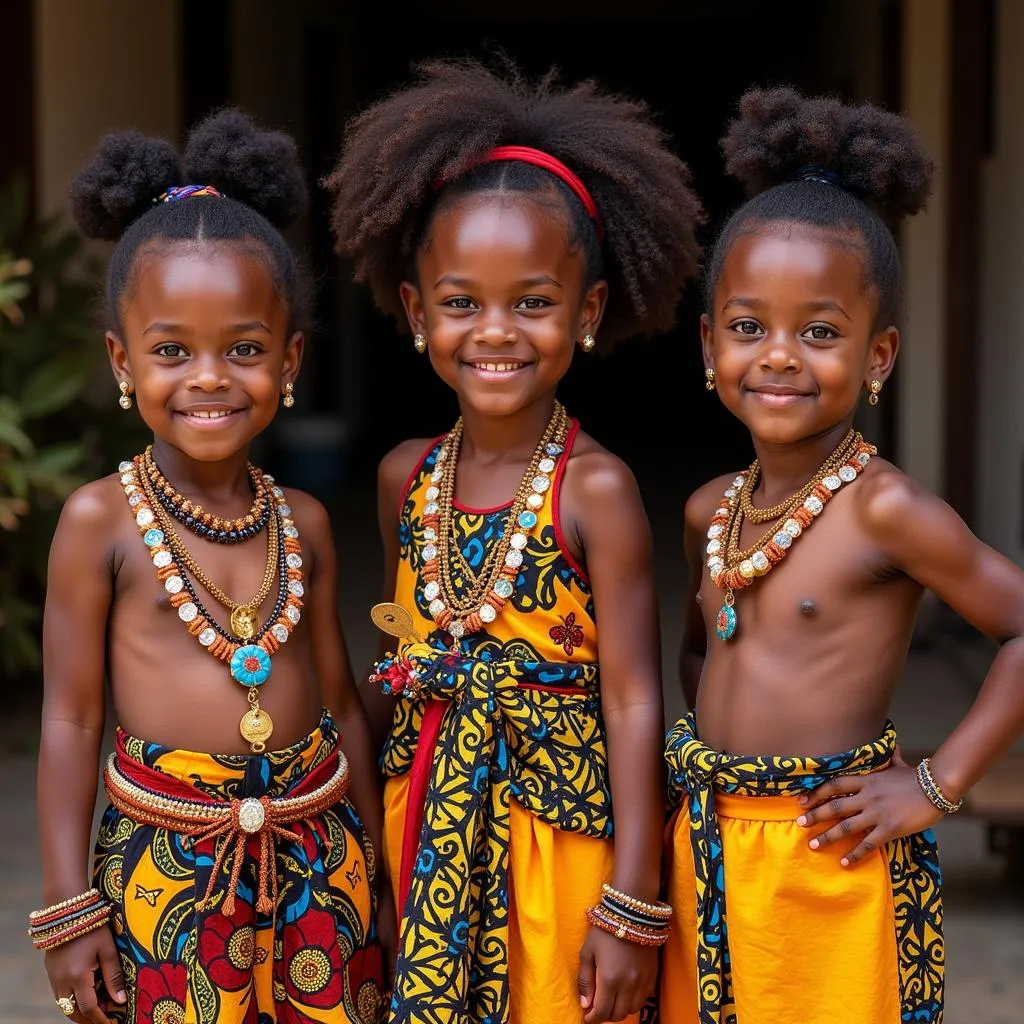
[662,87,1024,1024]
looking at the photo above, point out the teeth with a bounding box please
[187,410,233,419]
[475,363,522,372]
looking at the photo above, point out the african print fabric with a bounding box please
[381,422,630,1024]
[662,713,944,1024]
[94,711,385,1023]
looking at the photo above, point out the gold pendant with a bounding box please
[231,604,258,641]
[239,707,274,753]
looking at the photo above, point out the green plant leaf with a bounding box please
[19,361,88,418]
[0,414,33,455]
[33,441,84,474]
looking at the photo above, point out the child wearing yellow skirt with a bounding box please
[664,87,1024,1024]
[324,58,703,1024]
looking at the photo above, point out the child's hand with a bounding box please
[44,926,126,1023]
[796,756,945,867]
[577,927,657,1023]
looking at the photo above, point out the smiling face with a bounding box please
[399,193,606,419]
[702,224,898,447]
[107,241,303,462]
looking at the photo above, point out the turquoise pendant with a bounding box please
[715,603,737,641]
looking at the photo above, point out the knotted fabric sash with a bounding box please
[382,646,611,1024]
[664,713,943,1024]
[104,732,349,917]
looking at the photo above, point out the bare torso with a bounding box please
[688,458,924,756]
[80,473,324,752]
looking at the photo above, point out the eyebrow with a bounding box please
[142,320,273,336]
[722,296,850,317]
[433,274,562,290]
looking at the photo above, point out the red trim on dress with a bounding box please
[398,699,447,914]
[396,435,446,522]
[551,419,590,585]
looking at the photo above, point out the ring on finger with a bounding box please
[56,993,77,1017]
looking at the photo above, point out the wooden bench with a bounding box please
[904,749,1024,881]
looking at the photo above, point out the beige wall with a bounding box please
[977,0,1024,564]
[898,0,949,496]
[34,0,181,219]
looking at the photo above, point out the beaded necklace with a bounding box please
[141,446,269,543]
[420,403,570,649]
[119,455,305,751]
[706,432,876,640]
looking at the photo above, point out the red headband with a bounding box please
[441,145,604,240]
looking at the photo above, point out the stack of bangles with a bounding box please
[28,889,113,951]
[586,883,673,947]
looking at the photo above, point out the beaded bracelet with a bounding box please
[598,880,671,921]
[586,905,669,948]
[28,890,113,951]
[915,758,963,815]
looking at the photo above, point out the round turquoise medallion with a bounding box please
[517,510,538,530]
[715,603,737,641]
[143,528,165,547]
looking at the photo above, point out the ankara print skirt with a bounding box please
[93,711,385,1024]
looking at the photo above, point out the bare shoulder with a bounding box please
[277,486,331,548]
[563,429,642,504]
[378,437,436,505]
[56,474,127,541]
[850,458,944,534]
[684,472,738,535]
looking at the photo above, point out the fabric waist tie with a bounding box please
[104,747,349,917]
[388,649,603,1024]
[664,713,896,1024]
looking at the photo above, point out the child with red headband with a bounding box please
[325,59,702,1024]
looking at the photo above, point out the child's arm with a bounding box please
[361,441,431,749]
[798,471,1024,863]
[297,492,385,864]
[38,484,126,1021]
[679,481,726,710]
[571,456,664,1024]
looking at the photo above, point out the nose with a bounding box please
[473,307,517,348]
[759,329,801,372]
[186,353,231,391]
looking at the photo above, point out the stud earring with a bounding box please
[868,379,882,406]
[414,334,427,354]
[705,368,716,391]
[282,382,295,409]
[118,381,133,410]
[581,334,596,353]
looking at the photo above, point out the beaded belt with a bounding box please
[103,749,349,916]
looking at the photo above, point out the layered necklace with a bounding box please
[421,402,570,648]
[706,430,876,640]
[119,449,305,751]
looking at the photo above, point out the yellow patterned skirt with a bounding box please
[94,711,385,1024]
[661,715,944,1024]
[384,773,641,1024]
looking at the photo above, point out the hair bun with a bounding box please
[722,86,935,221]
[68,131,183,240]
[184,108,308,229]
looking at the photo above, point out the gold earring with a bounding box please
[282,382,295,408]
[581,334,596,353]
[118,380,132,410]
[414,334,427,354]
[705,368,716,391]
[868,379,882,406]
